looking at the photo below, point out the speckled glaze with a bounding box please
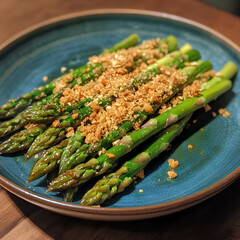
[0,10,239,221]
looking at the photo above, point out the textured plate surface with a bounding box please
[0,9,239,220]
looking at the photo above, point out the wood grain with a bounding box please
[0,0,239,239]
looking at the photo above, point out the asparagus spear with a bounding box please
[80,63,238,205]
[58,49,200,173]
[80,114,191,206]
[27,48,198,181]
[0,124,47,154]
[0,34,140,119]
[21,36,180,123]
[25,46,189,157]
[0,65,103,137]
[27,140,69,182]
[46,60,217,192]
[0,36,180,157]
[0,35,143,136]
[24,97,112,159]
[103,34,140,53]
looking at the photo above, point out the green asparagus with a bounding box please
[24,98,110,159]
[46,60,216,192]
[0,124,47,154]
[0,34,140,119]
[58,49,200,173]
[80,114,191,206]
[27,47,199,181]
[21,36,180,123]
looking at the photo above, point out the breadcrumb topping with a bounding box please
[168,159,179,169]
[59,38,167,106]
[135,169,145,179]
[105,153,115,158]
[218,108,231,118]
[167,170,177,179]
[158,70,215,115]
[188,144,194,149]
[78,67,186,144]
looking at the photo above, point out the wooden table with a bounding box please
[0,1,239,239]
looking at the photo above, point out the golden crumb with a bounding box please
[215,72,223,77]
[63,73,73,83]
[188,144,194,149]
[218,108,231,118]
[144,103,153,114]
[52,120,60,128]
[72,113,79,119]
[57,39,210,145]
[42,76,48,82]
[66,127,75,138]
[192,119,197,124]
[79,67,186,144]
[105,153,115,158]
[98,147,106,156]
[34,154,39,159]
[135,169,145,179]
[168,159,179,169]
[24,123,38,130]
[212,111,217,117]
[189,61,198,66]
[61,66,67,73]
[204,104,211,112]
[183,80,201,99]
[139,189,144,193]
[167,170,177,179]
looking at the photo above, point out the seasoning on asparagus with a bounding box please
[80,115,192,206]
[0,34,140,119]
[46,60,216,192]
[27,48,201,181]
[23,38,182,158]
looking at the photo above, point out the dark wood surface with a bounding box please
[0,1,239,239]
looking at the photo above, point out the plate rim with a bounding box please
[0,9,240,220]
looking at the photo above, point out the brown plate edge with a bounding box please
[0,9,240,221]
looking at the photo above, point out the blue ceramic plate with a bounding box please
[0,10,239,220]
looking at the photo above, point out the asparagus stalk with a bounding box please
[103,34,140,53]
[0,124,47,154]
[80,64,237,206]
[24,98,112,159]
[80,114,191,206]
[0,92,63,138]
[0,36,180,157]
[58,49,200,173]
[0,34,140,119]
[0,35,143,137]
[46,60,217,192]
[21,36,180,123]
[25,45,189,158]
[0,66,103,137]
[63,186,79,202]
[27,48,199,181]
[27,140,69,182]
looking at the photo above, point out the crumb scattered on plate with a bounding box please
[167,170,177,179]
[218,108,231,118]
[61,66,67,73]
[168,159,179,169]
[188,144,194,149]
[42,76,48,82]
